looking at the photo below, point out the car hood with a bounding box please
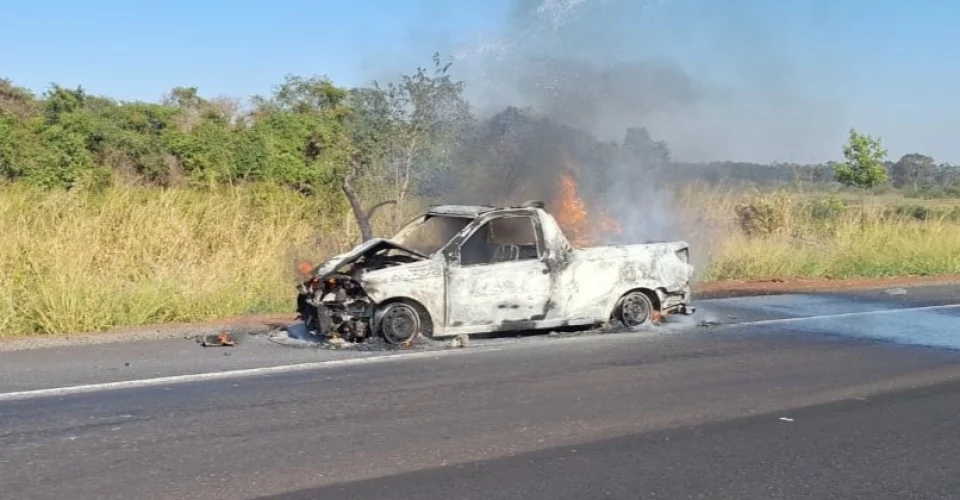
[310,238,428,279]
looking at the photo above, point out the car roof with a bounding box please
[426,201,545,218]
[426,205,497,217]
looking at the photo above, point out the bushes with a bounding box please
[886,204,960,222]
[807,194,849,221]
[734,190,792,236]
[0,80,348,190]
[903,186,960,199]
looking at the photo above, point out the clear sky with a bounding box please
[3,0,959,163]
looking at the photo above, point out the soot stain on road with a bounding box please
[256,312,704,354]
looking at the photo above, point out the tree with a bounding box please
[345,53,471,236]
[42,84,87,125]
[934,163,960,189]
[891,153,935,191]
[811,163,826,182]
[373,53,470,229]
[621,127,670,170]
[833,128,888,228]
[0,78,38,121]
[834,129,888,189]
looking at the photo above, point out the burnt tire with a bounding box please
[614,291,655,331]
[377,302,424,345]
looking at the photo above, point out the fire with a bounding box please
[554,172,591,247]
[296,258,314,278]
[552,170,622,247]
[597,206,622,235]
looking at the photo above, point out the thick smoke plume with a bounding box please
[388,0,844,272]
[454,0,847,163]
[416,0,847,272]
[439,0,709,258]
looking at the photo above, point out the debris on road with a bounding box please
[264,322,435,351]
[449,334,469,349]
[779,417,794,422]
[883,287,908,295]
[201,331,236,347]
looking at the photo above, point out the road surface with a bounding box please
[1,285,960,499]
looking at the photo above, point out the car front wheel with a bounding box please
[377,302,424,345]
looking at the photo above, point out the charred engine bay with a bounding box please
[297,241,426,344]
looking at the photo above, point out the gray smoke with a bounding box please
[510,56,703,141]
[374,0,849,272]
[444,0,702,250]
[428,0,849,272]
[447,0,850,162]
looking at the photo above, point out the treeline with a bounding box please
[1,57,475,240]
[3,54,959,227]
[0,56,685,239]
[667,159,960,194]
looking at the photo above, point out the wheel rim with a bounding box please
[380,304,421,344]
[619,293,651,327]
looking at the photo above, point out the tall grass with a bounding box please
[1,183,959,336]
[0,184,374,337]
[694,188,960,281]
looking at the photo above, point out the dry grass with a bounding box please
[0,183,412,337]
[686,186,960,281]
[1,182,959,337]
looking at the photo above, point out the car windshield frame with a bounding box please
[390,213,475,256]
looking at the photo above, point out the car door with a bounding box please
[444,214,553,330]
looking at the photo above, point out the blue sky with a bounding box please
[2,0,512,100]
[3,0,959,163]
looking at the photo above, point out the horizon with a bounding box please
[3,0,959,164]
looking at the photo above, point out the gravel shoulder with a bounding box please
[0,313,296,352]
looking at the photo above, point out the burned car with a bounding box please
[296,201,695,345]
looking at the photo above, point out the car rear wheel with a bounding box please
[377,303,423,345]
[615,291,654,330]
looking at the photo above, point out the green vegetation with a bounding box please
[2,57,960,336]
[834,128,889,191]
[832,128,888,229]
[0,56,470,241]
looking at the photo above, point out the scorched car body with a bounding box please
[296,201,696,344]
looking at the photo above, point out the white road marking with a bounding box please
[0,329,670,403]
[720,303,960,328]
[0,347,502,403]
[3,302,958,403]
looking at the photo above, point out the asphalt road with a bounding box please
[2,286,960,499]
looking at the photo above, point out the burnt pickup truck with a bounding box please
[296,201,695,345]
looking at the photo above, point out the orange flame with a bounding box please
[554,172,591,247]
[597,206,622,235]
[296,259,314,278]
[552,169,622,247]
